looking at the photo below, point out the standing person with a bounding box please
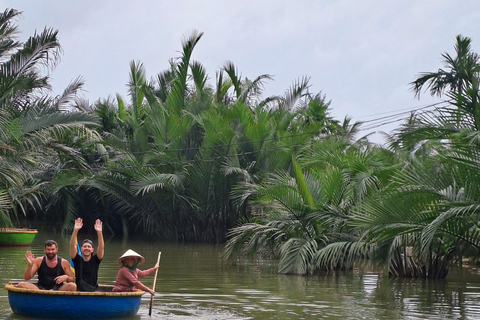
[112,249,159,295]
[69,217,104,291]
[17,240,76,291]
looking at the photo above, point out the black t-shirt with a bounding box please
[72,253,102,291]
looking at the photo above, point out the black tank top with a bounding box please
[37,256,64,290]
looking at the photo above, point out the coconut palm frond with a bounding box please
[314,241,373,272]
[133,172,184,195]
[278,238,318,275]
[224,222,286,260]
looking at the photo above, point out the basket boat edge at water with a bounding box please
[5,283,145,319]
[0,228,38,246]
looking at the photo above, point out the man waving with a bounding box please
[70,218,104,291]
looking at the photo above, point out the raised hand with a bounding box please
[74,218,83,231]
[25,251,35,266]
[94,219,103,233]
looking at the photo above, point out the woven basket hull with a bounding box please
[5,284,143,319]
[0,228,37,246]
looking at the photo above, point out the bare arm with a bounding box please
[95,219,104,260]
[23,252,40,280]
[60,259,75,283]
[70,218,83,259]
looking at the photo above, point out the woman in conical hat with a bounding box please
[112,249,159,295]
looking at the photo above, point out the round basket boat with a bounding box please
[5,282,145,319]
[0,228,37,246]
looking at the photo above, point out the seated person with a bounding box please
[112,249,158,295]
[17,240,76,291]
[70,218,104,291]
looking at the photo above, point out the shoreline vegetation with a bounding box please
[2,8,480,279]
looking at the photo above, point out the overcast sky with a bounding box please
[4,1,480,144]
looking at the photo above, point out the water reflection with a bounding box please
[1,230,480,319]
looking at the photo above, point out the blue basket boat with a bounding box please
[5,282,144,319]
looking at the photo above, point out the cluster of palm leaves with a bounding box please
[225,35,480,279]
[0,9,99,228]
[85,32,349,242]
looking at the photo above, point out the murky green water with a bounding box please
[2,230,480,319]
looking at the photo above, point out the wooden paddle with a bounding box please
[149,251,161,316]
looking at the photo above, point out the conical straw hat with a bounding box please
[117,249,145,264]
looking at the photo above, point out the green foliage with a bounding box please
[225,139,388,275]
[0,8,100,229]
[9,8,480,284]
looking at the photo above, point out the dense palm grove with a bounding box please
[2,8,480,279]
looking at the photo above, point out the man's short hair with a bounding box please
[45,240,58,248]
[82,239,94,246]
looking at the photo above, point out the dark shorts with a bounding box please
[37,283,60,290]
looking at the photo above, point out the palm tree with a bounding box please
[411,35,480,100]
[410,35,480,132]
[85,32,206,240]
[348,35,480,279]
[0,8,100,228]
[224,134,389,275]
[349,139,480,279]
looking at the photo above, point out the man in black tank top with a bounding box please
[17,240,77,291]
[70,218,104,291]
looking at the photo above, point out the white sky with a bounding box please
[4,1,480,144]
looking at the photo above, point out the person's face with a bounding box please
[81,242,94,257]
[44,244,58,260]
[123,257,137,267]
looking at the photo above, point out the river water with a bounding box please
[1,230,480,319]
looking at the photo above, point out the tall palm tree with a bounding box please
[411,35,480,100]
[0,8,100,228]
[410,35,480,132]
[350,35,480,279]
[86,32,207,240]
